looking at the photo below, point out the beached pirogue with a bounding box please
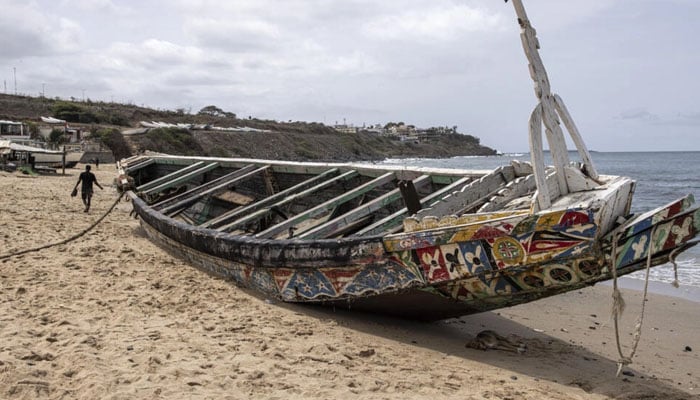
[117,0,699,320]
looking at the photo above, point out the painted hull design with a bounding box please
[120,155,699,320]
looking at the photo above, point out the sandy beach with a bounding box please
[1,164,698,400]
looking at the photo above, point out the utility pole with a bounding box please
[13,67,17,95]
[42,83,45,97]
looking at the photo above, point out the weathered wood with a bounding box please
[214,191,255,206]
[356,176,474,236]
[529,104,550,211]
[405,183,525,232]
[416,166,514,218]
[136,161,206,192]
[553,94,599,180]
[399,179,423,215]
[562,165,599,193]
[541,98,570,195]
[262,168,277,196]
[477,173,537,213]
[255,172,396,239]
[201,168,341,229]
[216,169,359,232]
[298,175,432,239]
[142,162,220,197]
[125,157,155,174]
[152,164,257,210]
[159,165,267,215]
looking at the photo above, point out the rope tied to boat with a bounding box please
[0,192,125,261]
[609,224,683,376]
[669,246,682,288]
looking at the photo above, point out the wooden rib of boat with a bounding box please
[116,0,699,320]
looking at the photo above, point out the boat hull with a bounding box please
[129,191,698,320]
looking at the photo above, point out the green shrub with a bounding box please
[52,101,98,123]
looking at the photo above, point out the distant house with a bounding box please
[0,120,27,137]
[38,116,82,144]
[333,124,358,134]
[362,124,384,135]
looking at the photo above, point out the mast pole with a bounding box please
[508,0,599,211]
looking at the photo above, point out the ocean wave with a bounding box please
[628,258,700,288]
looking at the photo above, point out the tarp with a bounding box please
[40,116,67,124]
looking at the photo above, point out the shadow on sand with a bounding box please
[273,299,692,400]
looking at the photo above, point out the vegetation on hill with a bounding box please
[0,93,498,161]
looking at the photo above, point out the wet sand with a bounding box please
[1,165,698,399]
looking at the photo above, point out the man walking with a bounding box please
[73,165,103,212]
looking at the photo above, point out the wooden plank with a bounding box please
[159,165,267,215]
[553,94,599,180]
[202,168,340,229]
[214,191,255,205]
[298,175,432,239]
[415,166,514,218]
[477,173,537,213]
[142,162,220,197]
[406,183,522,232]
[136,161,206,192]
[356,176,473,236]
[153,164,257,210]
[215,169,357,232]
[399,179,423,215]
[262,168,277,196]
[255,171,396,239]
[124,157,155,174]
[529,104,550,212]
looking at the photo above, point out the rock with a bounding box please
[684,346,692,352]
[358,349,375,358]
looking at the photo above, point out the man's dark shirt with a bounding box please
[79,171,98,193]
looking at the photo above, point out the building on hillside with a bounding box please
[361,124,384,135]
[333,123,358,134]
[38,116,83,144]
[0,120,27,137]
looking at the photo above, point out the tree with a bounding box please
[48,128,66,148]
[52,101,98,123]
[198,105,236,118]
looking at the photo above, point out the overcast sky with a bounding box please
[2,0,698,152]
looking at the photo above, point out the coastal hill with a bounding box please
[0,93,497,161]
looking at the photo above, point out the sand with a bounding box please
[1,164,698,400]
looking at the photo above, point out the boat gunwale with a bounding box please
[127,153,496,179]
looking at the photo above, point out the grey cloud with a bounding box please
[617,108,659,121]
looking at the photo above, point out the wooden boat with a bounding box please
[116,1,699,320]
[33,151,82,169]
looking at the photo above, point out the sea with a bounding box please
[378,151,700,293]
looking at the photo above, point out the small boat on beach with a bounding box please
[117,1,699,320]
[33,151,83,169]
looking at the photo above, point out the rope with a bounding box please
[668,246,682,288]
[610,226,657,376]
[0,192,125,261]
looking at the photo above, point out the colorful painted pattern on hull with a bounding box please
[136,199,697,309]
[612,207,700,269]
[272,262,424,301]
